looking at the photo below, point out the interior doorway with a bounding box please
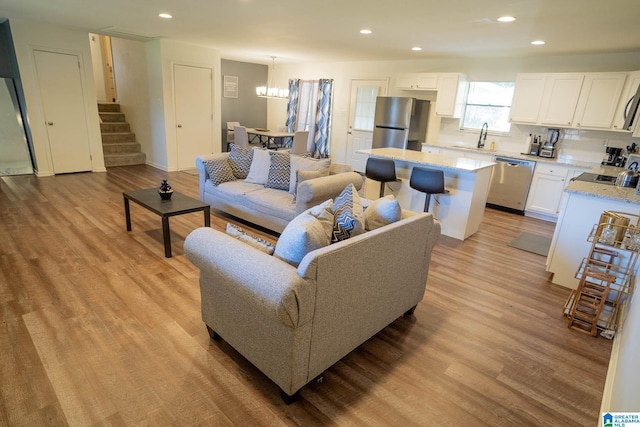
[89,34,117,102]
[346,79,388,172]
[174,64,214,170]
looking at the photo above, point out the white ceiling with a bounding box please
[1,0,639,64]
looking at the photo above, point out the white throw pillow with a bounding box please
[274,199,334,267]
[244,148,271,185]
[363,195,402,230]
[288,155,331,194]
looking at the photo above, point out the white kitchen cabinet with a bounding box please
[509,74,547,124]
[538,74,584,127]
[612,71,640,131]
[396,73,438,90]
[435,73,468,118]
[525,163,569,217]
[573,73,627,129]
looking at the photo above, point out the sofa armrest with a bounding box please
[295,171,364,215]
[196,153,230,200]
[184,227,315,328]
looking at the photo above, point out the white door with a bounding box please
[34,50,93,174]
[174,64,213,170]
[346,79,388,172]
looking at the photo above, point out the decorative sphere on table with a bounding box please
[158,179,173,200]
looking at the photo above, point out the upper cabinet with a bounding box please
[396,72,467,118]
[510,71,634,132]
[396,73,438,90]
[573,73,627,129]
[509,74,547,124]
[538,73,584,126]
[435,73,468,118]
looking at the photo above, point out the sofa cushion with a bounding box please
[293,168,331,202]
[332,183,364,243]
[245,148,271,185]
[226,223,275,255]
[274,199,334,267]
[363,195,402,231]
[266,151,291,190]
[244,188,296,220]
[289,155,331,194]
[228,143,254,179]
[205,158,236,186]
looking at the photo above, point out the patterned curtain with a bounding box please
[285,79,300,133]
[313,79,334,158]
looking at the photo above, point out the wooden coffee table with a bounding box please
[123,188,210,258]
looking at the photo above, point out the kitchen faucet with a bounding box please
[477,122,488,149]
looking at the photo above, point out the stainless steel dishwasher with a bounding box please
[486,157,536,214]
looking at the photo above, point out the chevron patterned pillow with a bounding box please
[266,151,291,190]
[332,183,364,243]
[205,158,236,186]
[227,143,253,179]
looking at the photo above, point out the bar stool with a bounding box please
[365,157,397,198]
[409,167,449,213]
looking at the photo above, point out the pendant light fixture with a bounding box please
[256,56,289,99]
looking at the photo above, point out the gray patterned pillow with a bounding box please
[226,223,275,255]
[266,151,290,190]
[205,158,236,186]
[227,143,253,179]
[332,183,364,243]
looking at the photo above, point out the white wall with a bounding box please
[110,37,153,167]
[269,52,640,165]
[147,39,221,171]
[88,34,107,101]
[9,18,105,176]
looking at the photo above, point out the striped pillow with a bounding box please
[266,151,290,190]
[205,158,236,186]
[332,183,364,243]
[227,143,253,179]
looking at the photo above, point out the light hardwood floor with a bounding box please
[0,165,611,426]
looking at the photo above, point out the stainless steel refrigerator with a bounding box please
[372,97,430,151]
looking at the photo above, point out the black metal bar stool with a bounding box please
[409,167,449,212]
[365,157,397,198]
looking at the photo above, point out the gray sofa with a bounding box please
[196,153,363,233]
[184,210,441,402]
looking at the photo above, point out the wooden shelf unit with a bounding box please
[564,211,640,337]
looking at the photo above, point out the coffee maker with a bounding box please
[602,147,626,167]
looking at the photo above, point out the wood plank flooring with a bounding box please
[0,165,611,426]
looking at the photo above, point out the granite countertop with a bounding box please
[357,147,495,172]
[422,143,599,169]
[565,180,640,204]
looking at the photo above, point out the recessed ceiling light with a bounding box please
[497,16,516,22]
[159,13,173,19]
[360,29,372,35]
[411,47,422,51]
[531,40,546,45]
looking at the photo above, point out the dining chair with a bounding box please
[290,131,311,155]
[233,126,249,148]
[226,121,240,144]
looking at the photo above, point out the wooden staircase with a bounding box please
[98,102,146,167]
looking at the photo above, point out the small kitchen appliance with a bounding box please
[539,128,560,158]
[601,147,626,167]
[528,135,541,156]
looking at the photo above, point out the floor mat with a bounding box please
[507,232,552,256]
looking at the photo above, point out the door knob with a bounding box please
[177,124,182,128]
[47,122,54,126]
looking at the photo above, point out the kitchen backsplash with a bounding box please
[437,118,638,164]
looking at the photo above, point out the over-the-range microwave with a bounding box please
[623,83,640,137]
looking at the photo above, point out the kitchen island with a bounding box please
[357,147,495,240]
[547,167,640,290]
